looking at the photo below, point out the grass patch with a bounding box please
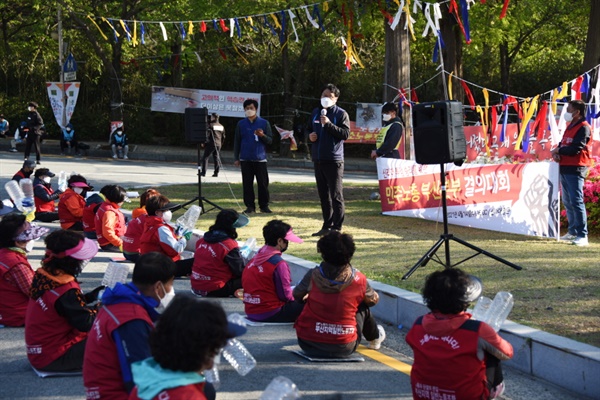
[124,182,600,347]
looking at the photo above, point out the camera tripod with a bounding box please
[401,162,522,280]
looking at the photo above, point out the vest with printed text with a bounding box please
[191,237,238,292]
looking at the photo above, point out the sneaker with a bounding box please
[571,236,589,246]
[112,155,117,159]
[243,208,255,214]
[123,156,128,160]
[311,228,330,237]
[559,233,576,241]
[212,172,219,177]
[9,148,17,152]
[367,325,386,350]
[260,206,273,213]
[489,381,505,399]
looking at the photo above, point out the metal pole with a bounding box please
[57,4,67,128]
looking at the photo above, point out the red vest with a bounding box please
[406,317,488,400]
[122,214,147,254]
[12,170,27,181]
[559,119,592,167]
[0,248,32,326]
[95,201,126,247]
[83,203,101,233]
[34,184,56,213]
[294,271,367,344]
[139,216,180,261]
[25,280,88,369]
[83,303,154,400]
[242,255,286,315]
[190,237,238,292]
[129,382,207,400]
[58,189,85,228]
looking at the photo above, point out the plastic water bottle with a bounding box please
[227,313,247,327]
[58,171,69,192]
[260,376,300,400]
[176,205,202,233]
[203,365,221,390]
[471,296,493,321]
[19,179,35,214]
[485,292,514,332]
[239,237,257,263]
[222,338,256,376]
[4,181,25,211]
[101,262,130,288]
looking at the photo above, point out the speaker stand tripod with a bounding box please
[401,162,522,280]
[177,143,224,214]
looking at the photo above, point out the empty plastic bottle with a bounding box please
[203,365,221,390]
[222,338,256,376]
[239,237,258,263]
[58,171,69,192]
[4,181,25,211]
[485,292,514,332]
[259,376,300,400]
[101,262,130,288]
[471,296,493,321]
[227,313,247,328]
[19,179,35,214]
[176,205,202,233]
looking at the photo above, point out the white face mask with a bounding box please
[321,97,335,109]
[73,187,84,195]
[25,241,35,253]
[155,283,175,314]
[382,114,392,122]
[28,107,34,112]
[245,109,256,118]
[116,130,123,136]
[42,177,51,184]
[66,128,71,132]
[161,210,173,223]
[564,112,573,122]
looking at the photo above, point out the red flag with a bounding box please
[571,76,583,100]
[449,0,470,44]
[219,19,229,32]
[218,48,227,60]
[460,81,476,109]
[500,0,510,19]
[200,21,207,33]
[411,88,419,103]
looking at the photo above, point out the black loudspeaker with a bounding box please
[184,107,209,144]
[413,101,466,165]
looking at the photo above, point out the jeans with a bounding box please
[560,173,587,237]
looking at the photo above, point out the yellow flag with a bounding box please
[448,72,454,100]
[483,88,489,127]
[188,21,194,36]
[270,14,281,29]
[514,95,539,150]
[132,20,138,46]
[88,15,108,40]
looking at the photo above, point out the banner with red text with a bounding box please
[376,158,560,238]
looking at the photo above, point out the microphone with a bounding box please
[320,109,326,129]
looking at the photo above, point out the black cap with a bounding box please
[157,201,181,211]
[28,102,38,108]
[23,160,36,169]
[34,168,55,178]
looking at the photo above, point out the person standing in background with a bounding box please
[233,99,273,214]
[371,102,403,160]
[309,84,350,237]
[201,113,225,178]
[24,102,44,164]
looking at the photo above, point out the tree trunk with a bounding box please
[582,0,600,73]
[499,40,511,93]
[383,15,411,159]
[110,40,124,122]
[440,5,463,102]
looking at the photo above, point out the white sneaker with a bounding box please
[112,155,117,159]
[123,156,129,160]
[571,237,589,246]
[559,233,576,241]
[367,325,386,350]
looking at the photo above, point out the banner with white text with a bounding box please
[376,159,560,238]
[151,86,261,118]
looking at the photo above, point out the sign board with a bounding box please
[63,53,77,82]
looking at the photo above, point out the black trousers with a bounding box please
[201,143,221,175]
[60,139,78,153]
[24,134,41,162]
[40,339,86,372]
[241,161,270,210]
[314,161,345,230]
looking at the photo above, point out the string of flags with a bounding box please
[74,0,511,72]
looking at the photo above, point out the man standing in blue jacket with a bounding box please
[234,99,273,214]
[309,84,351,236]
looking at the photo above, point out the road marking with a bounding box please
[357,345,412,376]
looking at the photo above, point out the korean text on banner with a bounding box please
[46,82,80,129]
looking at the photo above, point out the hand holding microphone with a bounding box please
[320,109,327,128]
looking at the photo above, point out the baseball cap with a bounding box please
[28,102,38,108]
[284,228,303,243]
[23,160,36,169]
[50,238,99,260]
[70,181,92,189]
[34,168,55,178]
[157,201,181,211]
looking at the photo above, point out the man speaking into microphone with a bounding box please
[309,84,351,237]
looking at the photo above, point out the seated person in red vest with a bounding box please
[293,231,385,358]
[82,186,109,239]
[95,185,127,252]
[0,215,48,327]
[83,252,177,400]
[129,294,246,400]
[139,195,187,264]
[132,188,160,220]
[190,209,247,297]
[242,220,304,322]
[32,168,63,222]
[58,175,93,231]
[123,189,161,263]
[12,160,36,183]
[406,268,514,400]
[25,230,102,372]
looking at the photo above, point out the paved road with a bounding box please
[0,153,589,400]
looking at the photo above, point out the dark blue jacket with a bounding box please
[233,116,273,161]
[310,105,350,162]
